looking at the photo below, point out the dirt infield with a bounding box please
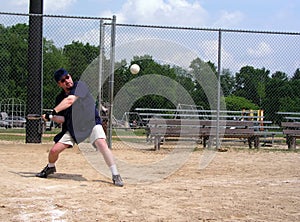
[0,142,300,221]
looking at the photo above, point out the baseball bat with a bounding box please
[27,114,42,120]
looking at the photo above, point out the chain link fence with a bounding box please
[0,12,114,143]
[1,12,300,150]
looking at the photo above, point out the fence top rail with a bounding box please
[116,23,300,36]
[0,11,112,20]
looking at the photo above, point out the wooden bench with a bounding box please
[277,112,300,149]
[147,119,260,150]
[281,121,300,149]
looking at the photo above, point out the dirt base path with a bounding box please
[0,143,299,221]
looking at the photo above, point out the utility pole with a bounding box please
[26,0,44,143]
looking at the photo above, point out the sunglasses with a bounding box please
[60,75,70,83]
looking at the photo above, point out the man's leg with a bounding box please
[94,138,115,167]
[94,138,123,187]
[36,131,75,178]
[48,142,69,164]
[36,142,69,178]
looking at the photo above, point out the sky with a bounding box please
[1,0,300,32]
[1,0,299,77]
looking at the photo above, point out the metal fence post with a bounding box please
[107,15,116,149]
[216,29,222,149]
[98,19,104,108]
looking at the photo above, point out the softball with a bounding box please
[130,64,140,74]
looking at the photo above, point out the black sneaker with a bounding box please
[112,174,124,187]
[36,165,56,178]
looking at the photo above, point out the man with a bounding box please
[36,68,123,187]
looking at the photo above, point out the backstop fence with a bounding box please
[1,12,300,150]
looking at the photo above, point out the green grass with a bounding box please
[2,127,297,153]
[0,128,58,142]
[0,133,54,142]
[0,128,26,134]
[112,128,146,136]
[0,128,147,143]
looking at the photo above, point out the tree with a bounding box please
[63,41,99,80]
[42,39,69,108]
[221,68,235,96]
[234,66,270,107]
[111,55,179,112]
[225,95,259,111]
[0,23,29,101]
[263,71,289,122]
[174,66,195,97]
[291,68,300,81]
[271,71,288,81]
[189,58,219,109]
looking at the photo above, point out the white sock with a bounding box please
[48,163,55,168]
[110,164,119,175]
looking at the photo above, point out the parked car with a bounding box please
[44,119,54,131]
[5,116,26,128]
[0,119,9,129]
[1,112,8,120]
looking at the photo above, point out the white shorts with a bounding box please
[58,125,106,147]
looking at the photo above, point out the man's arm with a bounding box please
[51,115,65,124]
[43,95,78,123]
[53,95,78,113]
[42,114,65,124]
